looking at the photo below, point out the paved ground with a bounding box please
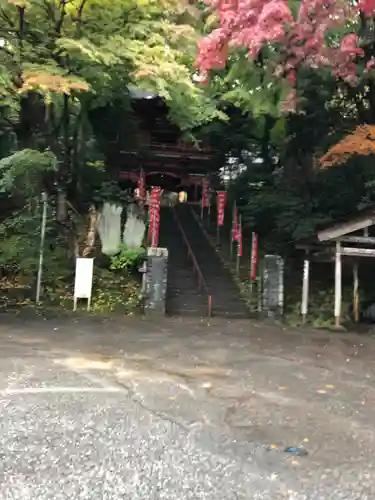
[1,313,375,499]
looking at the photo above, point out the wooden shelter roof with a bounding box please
[295,204,375,258]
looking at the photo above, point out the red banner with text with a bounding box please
[149,187,161,247]
[202,178,209,209]
[237,226,242,257]
[217,191,226,227]
[250,232,258,280]
[232,205,239,242]
[137,169,145,200]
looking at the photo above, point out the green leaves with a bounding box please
[56,38,119,67]
[0,149,56,196]
[110,245,145,273]
[0,0,221,132]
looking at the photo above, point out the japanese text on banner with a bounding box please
[137,169,145,200]
[149,187,161,247]
[202,179,209,208]
[237,229,242,257]
[232,206,240,242]
[250,232,258,280]
[217,191,226,227]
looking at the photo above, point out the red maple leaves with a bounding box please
[197,0,374,94]
[359,0,375,16]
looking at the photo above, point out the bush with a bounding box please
[109,245,145,274]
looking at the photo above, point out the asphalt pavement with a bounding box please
[1,313,375,499]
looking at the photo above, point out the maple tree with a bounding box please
[0,0,222,199]
[197,0,375,110]
[320,125,375,167]
[0,0,222,281]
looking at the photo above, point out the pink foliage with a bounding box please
[196,0,370,89]
[359,0,375,16]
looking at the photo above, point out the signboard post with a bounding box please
[73,258,94,311]
[301,255,310,324]
[262,255,284,317]
[36,191,48,304]
[144,247,168,316]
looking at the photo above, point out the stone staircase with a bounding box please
[159,204,249,318]
[158,207,209,316]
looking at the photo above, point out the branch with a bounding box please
[2,116,16,128]
[42,0,56,25]
[55,0,69,35]
[0,7,15,28]
[77,0,88,18]
[71,0,88,36]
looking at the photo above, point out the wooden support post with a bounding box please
[353,261,359,323]
[334,241,342,327]
[301,253,310,324]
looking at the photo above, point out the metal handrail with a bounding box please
[172,208,212,318]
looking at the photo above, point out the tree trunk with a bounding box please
[81,204,100,257]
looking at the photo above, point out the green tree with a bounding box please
[0,0,227,304]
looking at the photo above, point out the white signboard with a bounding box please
[73,258,94,311]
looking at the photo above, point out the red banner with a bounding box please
[137,169,145,200]
[217,191,226,227]
[237,230,243,257]
[202,178,209,208]
[149,187,161,247]
[250,232,258,280]
[232,205,239,242]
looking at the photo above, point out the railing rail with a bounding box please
[172,208,212,318]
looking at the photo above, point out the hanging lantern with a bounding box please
[179,191,187,203]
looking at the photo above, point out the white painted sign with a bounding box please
[73,258,94,311]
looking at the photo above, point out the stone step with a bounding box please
[159,206,249,318]
[174,205,249,319]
